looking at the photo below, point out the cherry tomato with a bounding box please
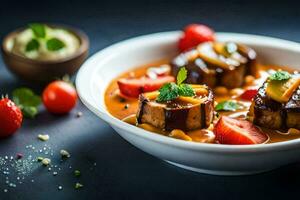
[42,81,78,114]
[179,24,215,52]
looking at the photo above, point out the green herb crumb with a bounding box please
[75,183,83,189]
[74,170,81,177]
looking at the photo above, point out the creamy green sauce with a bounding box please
[8,26,80,61]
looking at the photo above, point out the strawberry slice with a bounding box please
[117,76,175,98]
[239,89,258,101]
[214,116,268,145]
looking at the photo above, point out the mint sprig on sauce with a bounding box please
[269,71,291,81]
[156,67,195,102]
[25,23,66,52]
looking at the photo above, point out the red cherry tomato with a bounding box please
[117,76,175,98]
[179,24,215,52]
[214,116,268,145]
[42,81,78,114]
[0,98,23,138]
[240,89,258,101]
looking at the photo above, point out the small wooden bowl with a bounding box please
[1,24,89,83]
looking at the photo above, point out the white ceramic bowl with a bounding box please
[76,31,300,175]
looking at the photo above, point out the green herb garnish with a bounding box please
[12,88,41,118]
[157,83,179,102]
[269,71,291,81]
[25,38,40,52]
[46,38,65,51]
[176,67,188,85]
[178,84,195,97]
[29,23,46,38]
[215,100,243,111]
[74,170,81,177]
[26,23,66,52]
[156,67,195,102]
[75,183,83,189]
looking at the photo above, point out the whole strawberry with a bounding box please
[0,98,23,137]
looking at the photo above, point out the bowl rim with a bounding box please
[76,31,300,153]
[1,23,89,64]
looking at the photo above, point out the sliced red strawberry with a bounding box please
[117,76,175,98]
[214,116,268,145]
[240,89,258,101]
[0,98,23,138]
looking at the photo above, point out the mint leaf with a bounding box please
[25,39,40,52]
[12,88,41,118]
[178,84,195,97]
[29,23,46,38]
[177,67,187,85]
[215,100,243,111]
[46,38,65,51]
[22,106,38,119]
[156,83,179,102]
[269,71,291,81]
[156,67,195,102]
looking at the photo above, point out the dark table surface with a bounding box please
[1,0,300,199]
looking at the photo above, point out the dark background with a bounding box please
[0,0,300,199]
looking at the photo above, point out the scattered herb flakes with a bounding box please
[46,38,65,51]
[74,170,81,177]
[60,150,70,158]
[37,134,49,141]
[269,71,291,81]
[12,88,41,119]
[75,183,83,189]
[29,23,46,38]
[215,100,243,111]
[41,158,51,166]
